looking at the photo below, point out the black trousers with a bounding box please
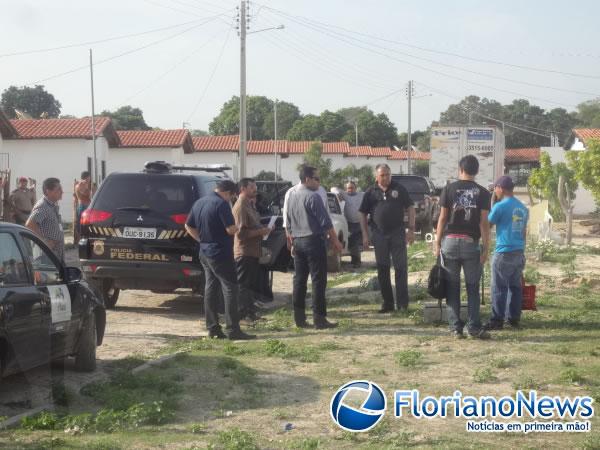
[371,227,409,309]
[199,253,240,333]
[236,256,260,317]
[292,235,328,317]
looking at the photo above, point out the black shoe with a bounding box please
[313,316,338,329]
[505,320,521,329]
[396,306,408,313]
[294,309,309,328]
[378,305,394,314]
[469,329,491,340]
[227,330,257,340]
[483,320,503,331]
[295,321,311,328]
[452,329,465,339]
[208,328,227,339]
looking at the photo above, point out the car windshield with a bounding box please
[94,174,195,215]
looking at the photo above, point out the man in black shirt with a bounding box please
[435,155,491,339]
[360,164,415,312]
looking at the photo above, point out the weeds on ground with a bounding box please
[394,350,423,368]
[473,367,497,383]
[209,428,259,450]
[512,373,542,391]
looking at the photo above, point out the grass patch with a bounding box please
[473,367,497,383]
[210,428,259,450]
[490,356,517,369]
[394,350,423,368]
[559,368,585,384]
[512,373,542,391]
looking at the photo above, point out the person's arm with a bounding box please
[184,224,200,242]
[480,210,490,264]
[434,207,449,257]
[25,216,57,250]
[309,194,342,252]
[406,205,416,244]
[218,202,239,236]
[360,212,370,249]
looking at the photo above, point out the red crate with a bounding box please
[522,284,537,311]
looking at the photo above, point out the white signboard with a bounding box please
[430,127,462,188]
[48,285,72,324]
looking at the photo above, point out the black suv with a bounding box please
[392,175,440,237]
[79,162,289,308]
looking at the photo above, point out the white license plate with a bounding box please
[123,227,157,239]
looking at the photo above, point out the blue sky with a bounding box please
[1,0,599,135]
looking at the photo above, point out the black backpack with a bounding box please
[427,254,447,300]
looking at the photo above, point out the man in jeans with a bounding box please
[359,164,415,313]
[485,176,528,330]
[185,180,255,340]
[232,178,272,321]
[286,165,343,329]
[343,181,365,268]
[435,155,491,339]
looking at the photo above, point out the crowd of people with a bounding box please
[4,155,528,342]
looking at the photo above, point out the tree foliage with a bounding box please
[1,85,61,118]
[528,152,578,220]
[576,100,600,128]
[101,105,150,130]
[566,139,600,206]
[254,170,283,181]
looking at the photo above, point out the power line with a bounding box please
[264,8,597,102]
[187,27,234,122]
[121,28,227,105]
[25,17,224,86]
[0,17,216,58]
[262,5,600,79]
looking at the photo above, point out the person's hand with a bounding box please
[332,238,343,253]
[286,234,293,251]
[433,242,441,258]
[407,229,415,245]
[261,226,272,237]
[480,250,488,265]
[362,237,370,250]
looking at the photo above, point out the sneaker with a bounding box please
[469,329,491,340]
[227,330,257,340]
[208,329,227,339]
[483,320,503,331]
[452,329,465,339]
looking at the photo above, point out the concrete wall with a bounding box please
[542,146,596,215]
[184,151,238,179]
[3,137,110,221]
[108,147,183,175]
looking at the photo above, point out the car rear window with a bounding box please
[392,177,430,193]
[94,174,195,215]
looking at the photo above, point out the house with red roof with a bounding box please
[189,135,239,178]
[565,128,600,151]
[504,148,540,186]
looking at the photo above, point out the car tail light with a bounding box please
[170,214,188,225]
[80,209,113,225]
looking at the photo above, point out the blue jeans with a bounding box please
[441,236,482,334]
[292,235,328,316]
[490,251,525,324]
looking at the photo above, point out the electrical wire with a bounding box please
[25,16,225,86]
[262,5,600,79]
[186,27,234,122]
[264,8,596,103]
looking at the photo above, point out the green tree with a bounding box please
[286,114,323,141]
[328,164,375,191]
[576,100,600,128]
[101,105,151,130]
[528,152,578,220]
[190,129,208,137]
[300,142,333,188]
[567,139,600,206]
[339,107,398,147]
[254,170,282,181]
[1,85,61,118]
[262,101,301,140]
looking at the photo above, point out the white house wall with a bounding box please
[3,137,110,221]
[184,152,238,179]
[108,147,184,175]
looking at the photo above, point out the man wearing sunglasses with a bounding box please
[285,165,343,329]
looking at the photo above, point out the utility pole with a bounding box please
[274,99,278,181]
[238,0,248,179]
[89,49,98,187]
[406,80,413,175]
[355,121,358,147]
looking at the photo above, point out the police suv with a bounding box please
[79,162,290,308]
[0,222,105,376]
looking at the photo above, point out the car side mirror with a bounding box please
[64,266,82,283]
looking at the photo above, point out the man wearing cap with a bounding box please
[485,176,528,330]
[10,176,36,225]
[185,180,256,340]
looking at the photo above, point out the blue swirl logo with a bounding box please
[330,380,387,432]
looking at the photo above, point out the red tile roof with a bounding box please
[573,129,600,145]
[322,141,350,154]
[116,130,194,153]
[287,141,313,154]
[505,148,540,163]
[247,140,287,154]
[192,135,239,152]
[349,146,393,157]
[388,150,431,160]
[10,116,113,139]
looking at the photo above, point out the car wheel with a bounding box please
[74,316,97,372]
[103,284,120,309]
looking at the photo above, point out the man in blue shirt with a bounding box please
[485,175,528,330]
[185,180,255,340]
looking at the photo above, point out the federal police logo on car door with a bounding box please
[93,240,105,256]
[391,190,399,199]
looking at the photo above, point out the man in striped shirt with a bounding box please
[26,178,65,262]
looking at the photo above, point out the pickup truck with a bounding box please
[392,175,440,238]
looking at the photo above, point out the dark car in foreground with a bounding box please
[392,175,440,237]
[79,162,291,308]
[0,222,105,375]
